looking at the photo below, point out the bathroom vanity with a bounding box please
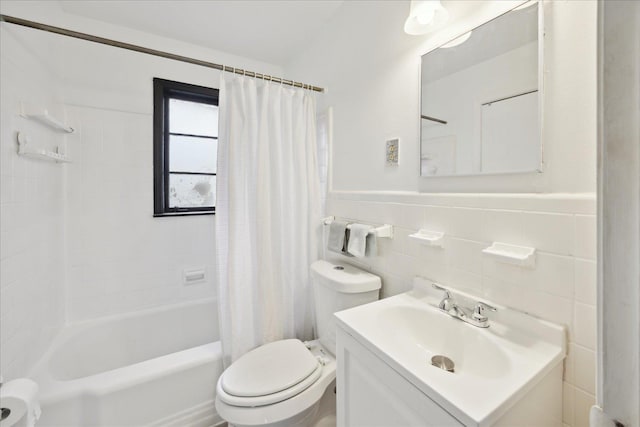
[334,278,565,427]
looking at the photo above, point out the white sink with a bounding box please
[334,277,566,426]
[375,305,513,380]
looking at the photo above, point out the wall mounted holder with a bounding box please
[409,229,445,247]
[322,216,394,239]
[482,242,536,268]
[16,132,71,163]
[20,106,74,133]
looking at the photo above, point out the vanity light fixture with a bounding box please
[404,0,449,35]
[440,31,472,48]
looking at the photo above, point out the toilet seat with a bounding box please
[215,339,337,426]
[217,339,322,407]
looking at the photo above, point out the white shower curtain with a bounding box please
[216,74,322,367]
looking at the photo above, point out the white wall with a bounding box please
[287,1,598,425]
[0,26,66,379]
[0,1,280,83]
[31,20,278,322]
[286,0,597,194]
[0,0,283,369]
[599,1,640,425]
[324,192,596,426]
[55,32,232,322]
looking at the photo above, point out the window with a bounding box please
[153,78,219,216]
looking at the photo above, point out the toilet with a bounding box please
[215,260,381,427]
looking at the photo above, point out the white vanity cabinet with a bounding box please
[336,325,563,427]
[334,282,565,427]
[336,328,463,427]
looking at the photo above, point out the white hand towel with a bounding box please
[347,224,372,258]
[328,220,348,253]
[365,233,377,257]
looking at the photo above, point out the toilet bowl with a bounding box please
[215,339,336,427]
[215,260,381,427]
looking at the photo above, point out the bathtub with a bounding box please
[29,298,224,426]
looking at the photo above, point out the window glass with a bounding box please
[169,99,218,137]
[169,135,217,174]
[154,78,219,216]
[169,174,216,208]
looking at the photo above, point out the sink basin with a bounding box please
[375,305,512,380]
[334,277,566,426]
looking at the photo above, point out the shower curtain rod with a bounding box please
[0,14,325,93]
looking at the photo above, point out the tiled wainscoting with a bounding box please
[325,191,596,427]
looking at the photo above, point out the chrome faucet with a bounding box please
[433,283,455,311]
[432,283,497,328]
[471,301,497,326]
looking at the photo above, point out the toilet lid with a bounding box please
[221,339,320,398]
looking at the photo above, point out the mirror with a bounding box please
[420,2,541,177]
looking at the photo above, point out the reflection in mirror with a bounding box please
[420,1,541,177]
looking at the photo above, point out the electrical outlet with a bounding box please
[386,138,399,165]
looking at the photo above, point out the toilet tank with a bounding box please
[311,260,381,355]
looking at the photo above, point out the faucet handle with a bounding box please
[472,301,497,322]
[475,301,497,312]
[432,283,449,296]
[433,283,453,310]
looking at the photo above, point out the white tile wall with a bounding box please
[0,27,66,379]
[64,106,216,322]
[1,16,280,377]
[325,192,596,427]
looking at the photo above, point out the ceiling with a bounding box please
[58,0,345,65]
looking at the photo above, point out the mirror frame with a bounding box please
[418,0,545,178]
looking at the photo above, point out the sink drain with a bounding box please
[431,355,455,373]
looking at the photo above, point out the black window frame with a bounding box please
[153,78,219,217]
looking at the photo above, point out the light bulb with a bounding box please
[404,0,449,35]
[415,9,435,25]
